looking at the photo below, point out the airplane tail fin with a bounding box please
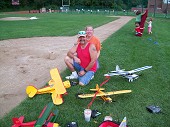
[90,84,105,91]
[116,65,120,71]
[119,117,127,127]
[12,116,24,127]
[96,84,100,91]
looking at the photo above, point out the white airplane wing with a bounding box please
[104,73,120,76]
[128,66,152,74]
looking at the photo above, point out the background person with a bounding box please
[134,10,147,24]
[134,9,148,34]
[146,18,153,34]
[85,26,101,59]
[135,22,142,37]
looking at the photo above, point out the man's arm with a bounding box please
[67,44,78,59]
[85,44,97,71]
[95,37,101,58]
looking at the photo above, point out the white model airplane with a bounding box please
[104,65,152,82]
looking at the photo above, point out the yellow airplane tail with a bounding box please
[96,84,100,92]
[90,84,105,91]
[26,85,38,98]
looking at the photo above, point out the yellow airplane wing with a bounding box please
[50,68,66,94]
[51,92,63,105]
[78,90,132,98]
[106,90,132,95]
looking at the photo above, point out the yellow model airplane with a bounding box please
[78,84,132,103]
[26,68,68,105]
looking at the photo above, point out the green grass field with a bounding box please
[0,13,170,127]
[0,13,117,40]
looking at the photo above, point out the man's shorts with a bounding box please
[73,61,94,85]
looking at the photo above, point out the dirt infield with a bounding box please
[0,16,133,118]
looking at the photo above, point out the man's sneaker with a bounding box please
[65,73,78,80]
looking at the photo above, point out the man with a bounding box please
[64,31,97,86]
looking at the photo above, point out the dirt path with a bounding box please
[0,16,133,118]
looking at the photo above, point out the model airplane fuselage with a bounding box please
[104,65,152,82]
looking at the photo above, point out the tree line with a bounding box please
[0,0,148,11]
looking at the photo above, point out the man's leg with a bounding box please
[64,56,78,79]
[64,56,75,72]
[73,61,84,72]
[79,71,94,86]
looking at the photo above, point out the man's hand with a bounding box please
[78,70,86,76]
[74,56,81,64]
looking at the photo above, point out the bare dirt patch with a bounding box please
[0,17,30,21]
[0,17,38,21]
[0,16,133,118]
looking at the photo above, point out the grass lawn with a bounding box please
[0,12,117,40]
[0,13,170,127]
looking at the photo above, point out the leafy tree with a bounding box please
[0,0,148,12]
